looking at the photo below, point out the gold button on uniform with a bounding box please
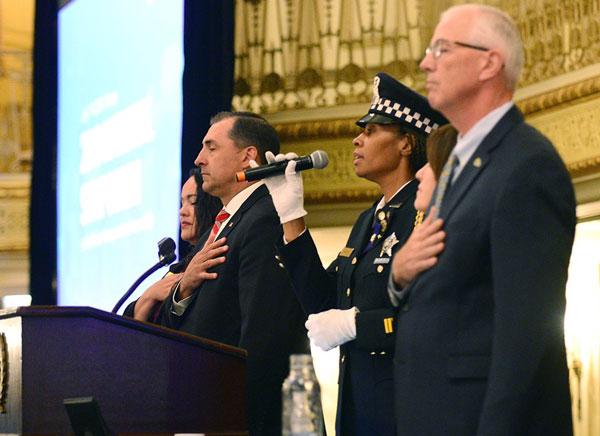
[346,288,351,297]
[335,265,339,272]
[376,265,384,273]
[278,262,285,269]
[351,257,357,265]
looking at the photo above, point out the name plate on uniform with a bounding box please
[339,247,354,257]
[373,257,390,264]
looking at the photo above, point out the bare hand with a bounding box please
[134,273,182,321]
[391,208,445,288]
[178,237,228,300]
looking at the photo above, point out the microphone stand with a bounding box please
[111,238,177,314]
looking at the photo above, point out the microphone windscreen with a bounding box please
[310,150,329,169]
[157,237,176,257]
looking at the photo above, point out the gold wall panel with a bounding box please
[233,0,449,113]
[234,0,600,112]
[277,119,377,203]
[526,94,600,178]
[0,175,30,251]
[236,0,600,207]
[508,0,600,86]
[0,0,34,173]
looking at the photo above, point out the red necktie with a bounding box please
[205,209,230,246]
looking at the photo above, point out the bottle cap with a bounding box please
[289,353,313,368]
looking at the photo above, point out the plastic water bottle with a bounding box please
[282,354,324,436]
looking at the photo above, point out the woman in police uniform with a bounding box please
[264,73,446,435]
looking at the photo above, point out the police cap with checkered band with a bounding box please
[356,73,448,135]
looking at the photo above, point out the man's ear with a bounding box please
[242,145,260,167]
[479,50,504,82]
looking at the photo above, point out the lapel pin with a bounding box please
[473,157,482,168]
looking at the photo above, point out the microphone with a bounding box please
[111,237,177,314]
[236,150,329,182]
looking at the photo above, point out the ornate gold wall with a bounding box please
[233,0,600,215]
[0,0,33,298]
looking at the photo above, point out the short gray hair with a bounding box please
[442,4,524,91]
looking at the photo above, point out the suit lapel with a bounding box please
[218,184,269,239]
[439,152,488,220]
[440,107,524,221]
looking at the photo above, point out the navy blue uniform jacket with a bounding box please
[279,181,418,435]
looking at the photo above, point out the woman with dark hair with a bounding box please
[414,124,459,213]
[390,123,458,291]
[188,168,223,243]
[123,172,221,321]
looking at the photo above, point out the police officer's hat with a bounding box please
[356,73,447,135]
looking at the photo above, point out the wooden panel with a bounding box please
[0,307,247,435]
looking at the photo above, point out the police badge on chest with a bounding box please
[374,232,399,264]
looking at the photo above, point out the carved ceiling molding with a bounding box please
[233,0,600,114]
[527,94,600,179]
[306,186,381,204]
[275,118,359,142]
[569,156,600,178]
[517,75,600,116]
[276,75,600,141]
[276,74,600,200]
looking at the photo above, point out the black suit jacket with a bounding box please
[394,107,575,435]
[159,185,308,436]
[279,181,419,435]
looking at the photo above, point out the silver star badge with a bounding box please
[380,232,399,257]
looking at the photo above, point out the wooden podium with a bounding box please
[0,306,247,435]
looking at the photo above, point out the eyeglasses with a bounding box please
[425,39,490,60]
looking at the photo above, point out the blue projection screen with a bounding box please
[57,0,184,310]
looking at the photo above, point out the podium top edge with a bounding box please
[0,305,247,360]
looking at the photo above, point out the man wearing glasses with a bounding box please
[390,4,576,435]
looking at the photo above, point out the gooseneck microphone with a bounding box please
[236,150,329,182]
[111,237,177,314]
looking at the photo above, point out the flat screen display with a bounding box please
[57,0,184,310]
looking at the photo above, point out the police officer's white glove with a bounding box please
[305,307,358,351]
[249,151,307,223]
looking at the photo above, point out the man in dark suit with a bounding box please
[259,74,446,435]
[389,4,576,435]
[157,112,307,435]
